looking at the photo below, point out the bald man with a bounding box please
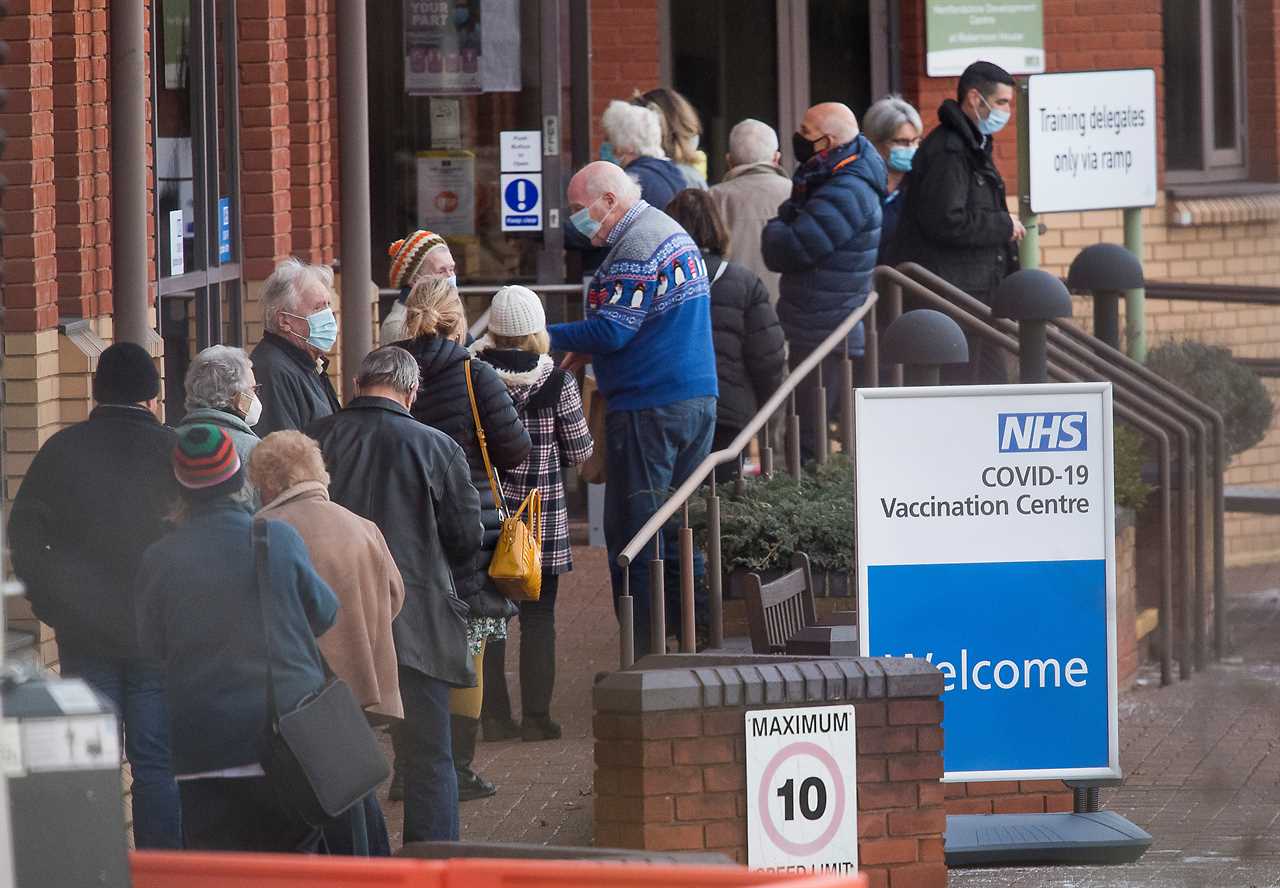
[549,161,717,656]
[762,101,886,460]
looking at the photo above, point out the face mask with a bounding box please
[684,133,700,154]
[243,393,263,427]
[888,145,917,173]
[287,307,338,352]
[978,95,1010,135]
[792,131,819,165]
[446,274,458,288]
[600,141,618,165]
[570,196,605,240]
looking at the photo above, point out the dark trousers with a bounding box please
[179,777,320,852]
[482,574,560,721]
[711,425,743,481]
[321,792,391,856]
[59,650,182,850]
[397,665,459,843]
[604,396,716,658]
[788,345,860,464]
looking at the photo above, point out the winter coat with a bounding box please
[762,134,887,354]
[257,481,406,721]
[703,254,787,433]
[470,338,594,574]
[889,99,1017,301]
[710,161,793,303]
[8,405,179,660]
[402,335,531,619]
[136,501,337,775]
[625,155,688,211]
[177,406,262,508]
[249,332,342,437]
[308,396,482,687]
[878,185,906,267]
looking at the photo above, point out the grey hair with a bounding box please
[184,345,253,411]
[728,119,779,166]
[601,100,664,158]
[262,257,336,332]
[356,346,421,394]
[862,95,923,145]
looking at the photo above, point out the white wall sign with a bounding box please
[500,172,543,232]
[500,130,542,172]
[745,704,858,874]
[417,150,476,236]
[1027,69,1158,214]
[168,209,185,276]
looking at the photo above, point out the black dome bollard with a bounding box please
[882,309,969,386]
[993,269,1073,384]
[1067,243,1145,352]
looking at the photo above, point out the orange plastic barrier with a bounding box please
[130,852,870,888]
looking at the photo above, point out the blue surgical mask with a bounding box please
[888,145,916,173]
[979,95,1010,136]
[287,307,338,352]
[570,197,605,240]
[447,274,458,288]
[600,141,618,165]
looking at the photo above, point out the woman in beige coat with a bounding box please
[249,430,404,856]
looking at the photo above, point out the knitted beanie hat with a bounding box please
[173,424,243,500]
[93,342,161,405]
[387,230,449,290]
[489,285,546,337]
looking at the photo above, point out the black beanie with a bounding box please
[93,342,161,405]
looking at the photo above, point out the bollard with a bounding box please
[882,309,969,386]
[993,269,1073,384]
[1067,243,1145,352]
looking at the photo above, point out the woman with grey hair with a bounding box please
[599,99,685,210]
[177,345,263,506]
[862,95,924,264]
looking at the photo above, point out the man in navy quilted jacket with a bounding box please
[763,102,886,461]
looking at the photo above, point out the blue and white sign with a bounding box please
[218,197,232,263]
[856,383,1119,782]
[500,173,542,232]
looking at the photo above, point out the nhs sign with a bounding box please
[998,412,1086,453]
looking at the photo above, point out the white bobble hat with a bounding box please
[489,285,546,337]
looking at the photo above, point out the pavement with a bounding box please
[379,546,1280,887]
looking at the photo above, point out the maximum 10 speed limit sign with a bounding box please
[744,704,858,873]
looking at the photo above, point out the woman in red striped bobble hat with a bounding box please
[381,230,456,344]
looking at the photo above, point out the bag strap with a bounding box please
[464,359,508,519]
[711,258,729,284]
[253,519,280,721]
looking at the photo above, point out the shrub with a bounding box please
[1113,422,1152,512]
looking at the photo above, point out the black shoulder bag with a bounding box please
[253,519,390,826]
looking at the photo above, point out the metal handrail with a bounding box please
[1145,281,1280,305]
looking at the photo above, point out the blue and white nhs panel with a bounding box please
[854,383,1119,781]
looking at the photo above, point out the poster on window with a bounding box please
[417,150,476,236]
[403,0,520,95]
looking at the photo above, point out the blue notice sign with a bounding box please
[218,197,232,263]
[500,173,543,231]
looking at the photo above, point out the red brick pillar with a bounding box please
[588,0,662,155]
[286,0,335,266]
[1248,0,1280,182]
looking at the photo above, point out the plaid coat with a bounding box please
[471,339,593,573]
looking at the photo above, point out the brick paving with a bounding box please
[381,549,1280,888]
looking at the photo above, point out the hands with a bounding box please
[1011,218,1028,242]
[560,352,591,373]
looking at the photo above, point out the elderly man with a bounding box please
[382,229,456,344]
[709,119,792,303]
[250,257,342,436]
[550,161,717,657]
[762,102,886,461]
[308,346,482,845]
[177,345,262,506]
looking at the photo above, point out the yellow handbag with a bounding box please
[464,359,543,602]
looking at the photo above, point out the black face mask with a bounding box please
[792,131,820,165]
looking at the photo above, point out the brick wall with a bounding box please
[588,0,662,156]
[1248,0,1280,182]
[285,0,336,268]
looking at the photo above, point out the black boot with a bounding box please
[480,640,520,741]
[451,715,497,802]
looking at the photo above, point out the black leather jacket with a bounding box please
[250,332,342,437]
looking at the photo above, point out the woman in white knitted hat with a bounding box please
[471,285,593,742]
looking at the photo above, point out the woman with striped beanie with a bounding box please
[381,230,456,344]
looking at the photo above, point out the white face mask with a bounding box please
[236,390,263,427]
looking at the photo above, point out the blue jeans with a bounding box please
[322,791,391,856]
[59,651,181,849]
[604,396,716,657]
[398,665,459,843]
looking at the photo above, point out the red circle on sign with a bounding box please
[434,191,459,213]
[756,740,847,857]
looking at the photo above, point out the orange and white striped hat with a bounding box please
[387,230,449,289]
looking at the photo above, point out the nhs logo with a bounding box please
[998,412,1087,453]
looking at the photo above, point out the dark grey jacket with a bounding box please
[308,397,482,687]
[250,332,342,437]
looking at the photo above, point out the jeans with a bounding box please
[179,777,320,852]
[788,345,860,464]
[482,574,560,721]
[58,651,181,850]
[397,665,459,843]
[322,791,391,856]
[604,396,716,657]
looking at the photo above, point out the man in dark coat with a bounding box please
[7,342,182,849]
[762,101,886,460]
[890,60,1025,382]
[250,257,343,436]
[308,346,483,845]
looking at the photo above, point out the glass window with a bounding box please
[807,0,871,113]
[1164,0,1246,176]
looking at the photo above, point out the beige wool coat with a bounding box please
[710,161,794,305]
[258,481,405,721]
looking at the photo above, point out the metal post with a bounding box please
[1213,424,1227,659]
[1016,81,1040,271]
[707,480,724,650]
[337,0,373,400]
[814,374,828,466]
[864,302,879,387]
[839,351,855,456]
[887,282,904,387]
[1158,444,1173,686]
[619,572,634,668]
[110,0,151,345]
[679,504,696,654]
[1018,320,1049,384]
[1124,207,1146,361]
[649,538,666,657]
[1092,291,1122,351]
[904,364,940,387]
[786,393,802,480]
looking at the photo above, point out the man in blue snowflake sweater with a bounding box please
[550,161,718,656]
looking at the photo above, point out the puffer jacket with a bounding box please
[403,334,531,618]
[704,253,786,432]
[761,134,887,353]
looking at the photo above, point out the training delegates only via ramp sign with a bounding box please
[856,383,1120,783]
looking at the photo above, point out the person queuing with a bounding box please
[635,86,708,190]
[599,100,687,211]
[382,229,457,345]
[8,342,182,850]
[666,189,785,479]
[709,119,792,304]
[309,346,483,844]
[250,257,343,436]
[762,102,886,462]
[398,277,530,800]
[862,95,923,266]
[550,161,717,657]
[136,424,338,852]
[178,345,263,507]
[469,286,593,744]
[250,431,405,856]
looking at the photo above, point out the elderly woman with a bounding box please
[600,99,686,210]
[863,95,924,265]
[178,345,262,506]
[636,87,708,190]
[382,229,457,345]
[250,431,405,856]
